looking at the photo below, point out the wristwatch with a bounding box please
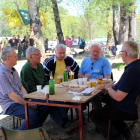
[106,87,112,91]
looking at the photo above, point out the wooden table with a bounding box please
[23,86,101,140]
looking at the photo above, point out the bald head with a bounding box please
[90,43,102,61]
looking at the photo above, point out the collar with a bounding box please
[54,55,67,63]
[27,61,39,69]
[1,64,15,73]
[125,59,140,70]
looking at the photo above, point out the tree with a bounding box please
[27,0,45,53]
[51,0,65,44]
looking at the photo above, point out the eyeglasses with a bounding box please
[32,53,41,56]
[91,63,94,70]
[119,50,125,55]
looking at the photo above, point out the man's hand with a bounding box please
[28,103,37,110]
[66,66,71,72]
[97,83,112,90]
[85,74,92,80]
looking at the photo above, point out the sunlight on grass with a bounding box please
[116,63,126,70]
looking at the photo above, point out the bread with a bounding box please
[69,83,79,88]
[79,85,88,89]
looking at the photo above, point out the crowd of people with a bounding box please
[0,33,139,140]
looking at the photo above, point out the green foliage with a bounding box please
[116,63,126,70]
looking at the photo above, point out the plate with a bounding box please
[61,81,71,86]
[55,84,63,88]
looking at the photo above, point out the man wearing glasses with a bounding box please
[90,41,139,140]
[20,47,79,132]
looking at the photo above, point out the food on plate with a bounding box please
[55,84,63,88]
[79,85,88,89]
[61,81,71,86]
[68,88,85,93]
[69,83,79,88]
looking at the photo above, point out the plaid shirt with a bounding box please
[0,64,23,113]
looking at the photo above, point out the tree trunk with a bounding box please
[112,5,119,45]
[27,0,45,53]
[128,4,136,41]
[51,0,65,44]
[106,8,113,49]
[118,6,129,44]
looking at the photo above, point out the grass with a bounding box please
[116,63,126,70]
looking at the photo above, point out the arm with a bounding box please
[8,92,37,110]
[78,73,92,80]
[21,87,28,95]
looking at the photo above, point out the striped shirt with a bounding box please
[0,64,23,113]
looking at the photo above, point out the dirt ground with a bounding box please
[0,50,140,140]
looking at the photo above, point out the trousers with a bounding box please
[89,104,137,138]
[5,99,68,130]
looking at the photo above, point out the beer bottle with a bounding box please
[64,67,68,82]
[49,73,55,95]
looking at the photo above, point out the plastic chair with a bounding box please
[0,125,49,140]
[107,94,140,140]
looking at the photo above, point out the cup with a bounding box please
[69,71,75,81]
[78,78,83,85]
[89,79,97,87]
[44,87,49,95]
[57,75,63,84]
[36,85,41,92]
[97,75,103,85]
[83,78,87,85]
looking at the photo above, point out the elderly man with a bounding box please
[43,44,79,82]
[20,47,78,132]
[78,43,112,108]
[78,43,111,80]
[90,41,140,140]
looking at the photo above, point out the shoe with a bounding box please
[63,120,79,133]
[122,130,134,140]
[76,116,87,125]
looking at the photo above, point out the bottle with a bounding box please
[49,73,55,95]
[64,67,68,82]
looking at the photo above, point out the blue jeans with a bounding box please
[5,99,67,130]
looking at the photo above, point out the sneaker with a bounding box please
[63,120,79,133]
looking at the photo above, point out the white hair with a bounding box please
[26,47,40,60]
[2,47,15,61]
[55,44,66,50]
[123,41,139,58]
[90,43,102,50]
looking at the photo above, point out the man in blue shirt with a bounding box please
[78,43,111,80]
[78,43,112,108]
[90,41,140,140]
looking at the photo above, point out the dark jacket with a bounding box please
[43,55,79,80]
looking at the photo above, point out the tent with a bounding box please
[91,36,107,43]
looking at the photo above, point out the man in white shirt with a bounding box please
[72,36,78,45]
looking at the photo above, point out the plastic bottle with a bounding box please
[64,67,68,82]
[49,73,55,95]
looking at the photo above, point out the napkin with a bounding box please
[72,95,81,101]
[69,87,95,95]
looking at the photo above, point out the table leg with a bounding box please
[79,104,83,140]
[25,100,29,130]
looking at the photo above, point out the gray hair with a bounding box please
[123,41,139,58]
[2,47,15,61]
[55,44,66,50]
[90,43,102,50]
[26,47,40,60]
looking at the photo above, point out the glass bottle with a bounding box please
[49,73,55,95]
[64,67,68,82]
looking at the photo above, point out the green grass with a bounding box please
[116,63,126,70]
[77,61,82,67]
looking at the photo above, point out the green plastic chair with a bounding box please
[0,125,49,140]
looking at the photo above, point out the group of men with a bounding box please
[0,40,139,140]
